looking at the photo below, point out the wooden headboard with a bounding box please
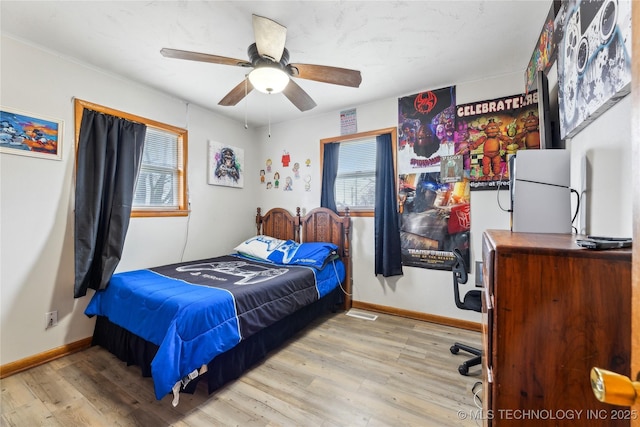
[299,207,350,257]
[300,207,352,308]
[256,207,300,242]
[255,207,352,309]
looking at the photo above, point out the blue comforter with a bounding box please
[85,254,344,400]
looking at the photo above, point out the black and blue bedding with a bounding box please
[85,239,344,401]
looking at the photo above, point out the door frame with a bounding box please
[632,2,639,426]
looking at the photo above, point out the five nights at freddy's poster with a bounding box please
[455,91,540,191]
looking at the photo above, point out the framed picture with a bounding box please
[556,0,632,139]
[208,141,244,188]
[0,107,63,160]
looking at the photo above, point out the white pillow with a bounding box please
[233,235,286,261]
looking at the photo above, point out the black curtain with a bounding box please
[374,133,403,277]
[320,142,339,213]
[74,109,146,298]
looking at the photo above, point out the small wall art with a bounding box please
[0,106,63,160]
[208,141,244,188]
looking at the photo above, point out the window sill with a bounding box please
[132,209,189,218]
[339,210,373,218]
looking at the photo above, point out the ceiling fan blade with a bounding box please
[282,79,317,112]
[252,14,287,62]
[161,48,251,67]
[288,63,362,88]
[219,79,254,106]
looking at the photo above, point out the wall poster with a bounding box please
[456,91,540,191]
[0,107,63,160]
[525,2,558,93]
[398,173,470,271]
[556,0,632,139]
[398,86,456,175]
[340,108,357,135]
[208,141,244,188]
[397,86,471,271]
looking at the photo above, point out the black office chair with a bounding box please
[449,249,482,375]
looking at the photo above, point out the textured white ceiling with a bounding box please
[0,1,553,127]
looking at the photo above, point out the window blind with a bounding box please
[335,137,376,210]
[133,127,180,208]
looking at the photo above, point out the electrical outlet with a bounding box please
[45,311,58,329]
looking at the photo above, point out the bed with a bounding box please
[85,206,351,404]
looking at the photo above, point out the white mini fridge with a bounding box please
[509,149,572,234]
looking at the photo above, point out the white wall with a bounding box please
[568,96,633,237]
[0,35,259,365]
[1,33,632,366]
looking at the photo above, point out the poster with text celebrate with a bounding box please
[398,86,456,175]
[455,91,540,191]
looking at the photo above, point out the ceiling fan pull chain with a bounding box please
[268,94,272,138]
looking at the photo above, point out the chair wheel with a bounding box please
[458,364,469,375]
[450,345,459,354]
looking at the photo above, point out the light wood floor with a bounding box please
[1,310,483,427]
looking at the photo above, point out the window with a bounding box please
[320,127,397,217]
[74,99,188,217]
[334,138,377,211]
[134,127,180,210]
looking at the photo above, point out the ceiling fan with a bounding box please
[160,14,362,112]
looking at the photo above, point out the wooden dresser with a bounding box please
[481,230,632,426]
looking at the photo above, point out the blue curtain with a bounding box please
[374,133,403,277]
[320,142,339,213]
[74,109,146,298]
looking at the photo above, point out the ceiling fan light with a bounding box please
[248,67,289,94]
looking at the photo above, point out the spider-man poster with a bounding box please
[398,86,456,175]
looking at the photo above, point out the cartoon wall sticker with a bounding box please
[266,158,272,172]
[284,176,293,191]
[305,159,311,167]
[273,172,280,189]
[304,174,311,191]
[260,169,265,184]
[281,151,290,167]
[292,162,300,179]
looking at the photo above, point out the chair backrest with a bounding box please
[452,249,469,310]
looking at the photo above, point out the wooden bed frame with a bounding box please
[92,206,351,399]
[257,206,352,308]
